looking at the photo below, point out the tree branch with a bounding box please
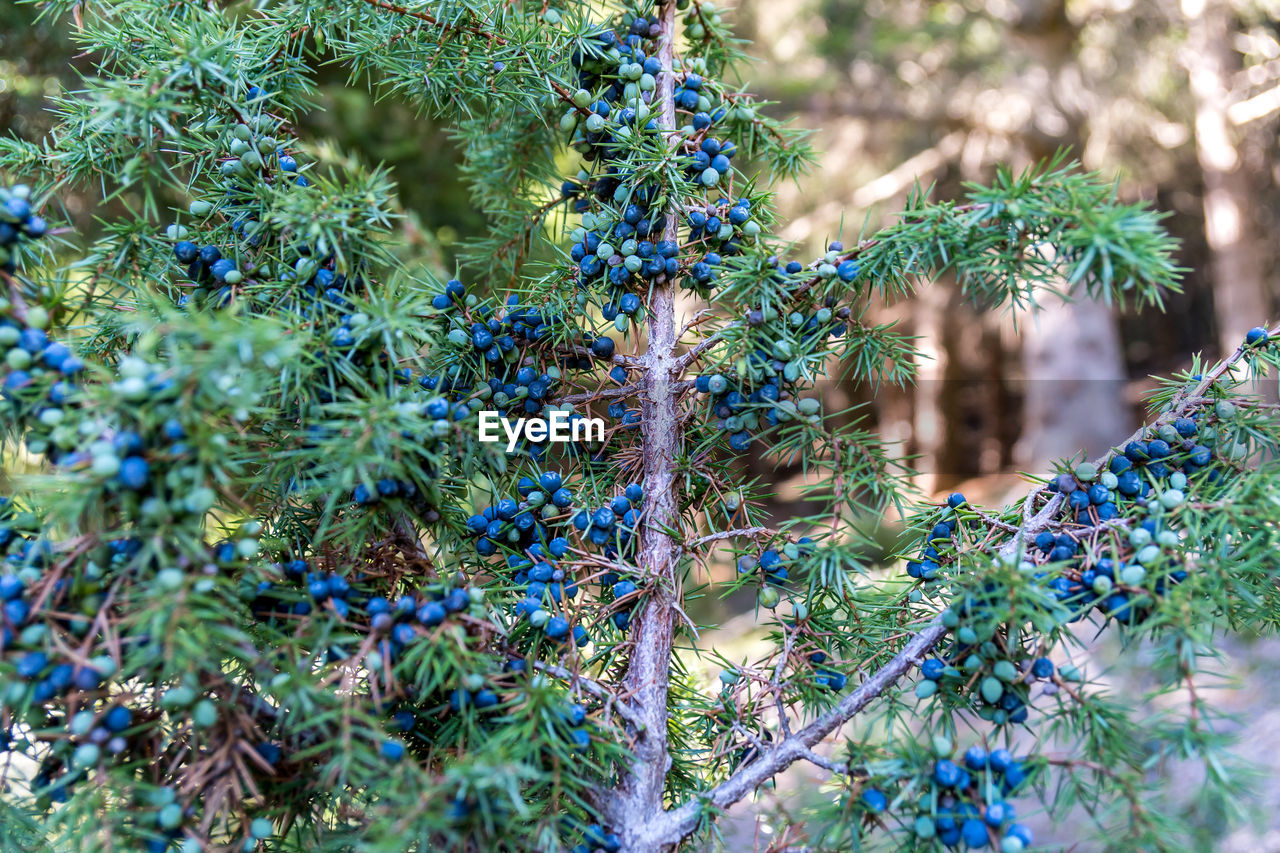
[606,1,686,848]
[642,326,1280,846]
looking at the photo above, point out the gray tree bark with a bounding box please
[1015,290,1131,469]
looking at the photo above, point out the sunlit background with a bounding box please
[3,0,1279,848]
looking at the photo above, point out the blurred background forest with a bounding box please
[3,0,1280,848]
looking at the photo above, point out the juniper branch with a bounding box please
[644,325,1279,847]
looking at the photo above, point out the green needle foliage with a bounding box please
[0,1,1275,852]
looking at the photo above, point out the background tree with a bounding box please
[0,2,1278,853]
[733,0,1280,491]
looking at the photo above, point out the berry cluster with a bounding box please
[163,100,313,310]
[693,293,850,447]
[464,475,647,641]
[906,332,1276,733]
[0,184,48,271]
[558,9,765,314]
[422,284,615,458]
[0,304,82,419]
[1,512,272,830]
[571,481,643,556]
[736,538,815,608]
[0,307,218,519]
[858,742,1035,851]
[467,470,577,558]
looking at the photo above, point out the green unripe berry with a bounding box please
[1074,462,1098,481]
[1120,565,1146,586]
[157,568,185,590]
[73,743,101,769]
[193,699,218,728]
[158,803,184,830]
[6,348,32,370]
[184,487,217,514]
[70,710,96,736]
[993,660,1018,682]
[91,453,121,478]
[161,685,196,710]
[1060,664,1084,682]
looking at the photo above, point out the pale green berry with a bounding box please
[193,699,218,728]
[70,710,96,736]
[1120,565,1146,586]
[73,743,101,769]
[91,453,121,478]
[24,303,49,326]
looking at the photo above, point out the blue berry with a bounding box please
[933,759,963,788]
[860,788,887,812]
[380,739,405,762]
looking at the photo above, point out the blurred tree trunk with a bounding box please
[1012,0,1131,469]
[1015,291,1130,468]
[1181,0,1271,356]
